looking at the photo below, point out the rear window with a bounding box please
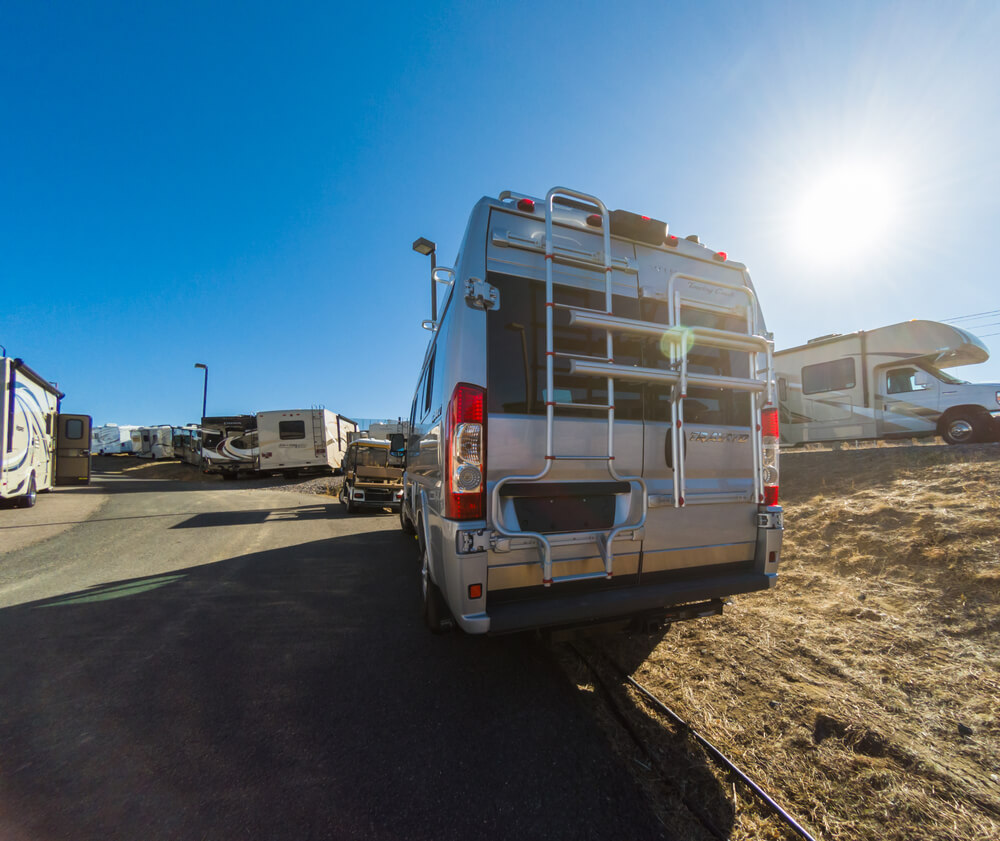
[65,419,84,440]
[487,272,642,419]
[486,272,752,425]
[279,420,306,440]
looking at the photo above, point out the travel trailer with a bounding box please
[91,423,139,455]
[339,438,404,512]
[257,409,356,477]
[775,320,1000,446]
[201,410,356,478]
[1,356,91,507]
[398,186,783,635]
[136,425,175,459]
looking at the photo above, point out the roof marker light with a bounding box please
[714,251,728,262]
[517,198,535,212]
[665,235,679,247]
[586,214,602,227]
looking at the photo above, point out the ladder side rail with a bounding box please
[673,291,688,507]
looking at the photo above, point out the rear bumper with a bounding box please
[482,570,775,635]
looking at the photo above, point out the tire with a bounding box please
[340,484,358,514]
[20,474,37,508]
[419,522,453,633]
[222,471,238,481]
[942,412,982,445]
[400,499,416,535]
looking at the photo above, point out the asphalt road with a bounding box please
[0,468,679,840]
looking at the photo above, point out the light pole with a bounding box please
[412,237,437,321]
[194,363,208,419]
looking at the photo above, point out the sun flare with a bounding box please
[789,162,898,263]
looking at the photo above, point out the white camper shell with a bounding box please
[399,187,783,636]
[775,320,1000,446]
[1,357,91,506]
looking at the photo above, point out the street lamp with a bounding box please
[412,237,437,321]
[194,363,208,419]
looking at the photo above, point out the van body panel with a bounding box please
[403,189,783,635]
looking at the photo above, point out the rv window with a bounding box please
[65,418,84,440]
[424,348,436,416]
[802,358,856,395]
[642,300,752,426]
[486,272,642,419]
[279,420,306,440]
[886,367,924,394]
[45,415,52,435]
[778,378,788,403]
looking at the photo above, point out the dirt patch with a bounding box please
[582,442,1000,840]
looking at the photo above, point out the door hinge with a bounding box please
[464,277,500,311]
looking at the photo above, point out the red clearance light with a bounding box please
[468,583,482,599]
[761,407,779,439]
[665,235,679,247]
[713,251,728,262]
[586,214,602,227]
[517,198,535,212]
[641,215,650,221]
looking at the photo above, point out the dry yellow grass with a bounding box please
[577,443,1000,840]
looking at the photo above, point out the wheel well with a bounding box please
[937,404,989,433]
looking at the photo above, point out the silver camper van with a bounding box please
[398,187,783,635]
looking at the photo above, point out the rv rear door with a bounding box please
[56,414,92,485]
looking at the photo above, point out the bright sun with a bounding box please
[789,162,898,263]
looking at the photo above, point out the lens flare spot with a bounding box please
[659,325,694,358]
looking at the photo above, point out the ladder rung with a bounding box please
[570,359,766,393]
[552,351,611,362]
[552,402,611,411]
[550,571,612,584]
[548,455,611,461]
[568,309,768,353]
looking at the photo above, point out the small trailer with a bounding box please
[257,409,356,477]
[775,320,1000,445]
[1,356,91,507]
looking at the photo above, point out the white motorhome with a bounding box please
[137,425,175,459]
[1,357,91,507]
[256,409,356,477]
[775,320,1000,446]
[200,415,257,478]
[398,187,783,635]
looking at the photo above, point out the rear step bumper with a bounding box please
[483,571,775,635]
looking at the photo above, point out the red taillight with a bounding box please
[517,198,535,212]
[761,407,779,439]
[760,407,779,506]
[446,383,486,520]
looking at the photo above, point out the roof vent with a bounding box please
[685,234,700,244]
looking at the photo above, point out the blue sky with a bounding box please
[3,1,1000,425]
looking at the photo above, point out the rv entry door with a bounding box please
[56,414,92,485]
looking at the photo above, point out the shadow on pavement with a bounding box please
[0,526,733,840]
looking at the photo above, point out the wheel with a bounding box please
[340,484,358,514]
[419,522,453,634]
[400,498,416,535]
[222,471,238,481]
[20,474,37,508]
[942,412,982,445]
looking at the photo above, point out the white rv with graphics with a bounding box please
[775,320,1000,446]
[398,187,783,635]
[1,356,91,507]
[200,415,257,478]
[256,409,357,477]
[92,423,139,455]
